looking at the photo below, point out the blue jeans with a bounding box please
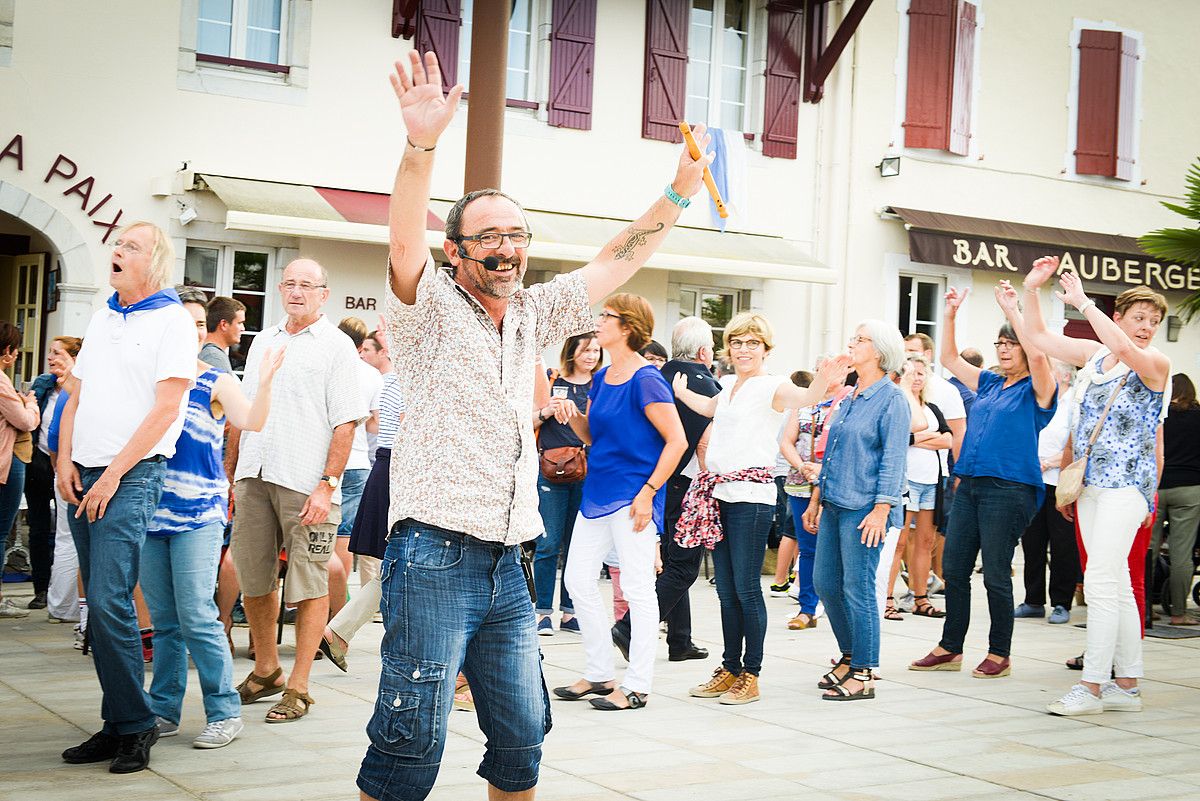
[337,468,370,537]
[0,453,26,552]
[813,501,883,669]
[358,521,551,800]
[67,458,166,735]
[787,495,818,615]
[533,476,581,615]
[939,476,1039,658]
[140,521,239,724]
[711,501,773,676]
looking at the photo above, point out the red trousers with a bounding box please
[1074,502,1156,636]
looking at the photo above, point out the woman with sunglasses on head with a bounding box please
[910,282,1056,680]
[674,312,850,705]
[1019,257,1170,716]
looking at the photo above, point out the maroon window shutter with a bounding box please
[947,1,976,155]
[415,0,462,93]
[548,0,597,130]
[903,0,955,150]
[1075,29,1122,177]
[1114,33,1138,181]
[762,6,804,159]
[642,0,688,143]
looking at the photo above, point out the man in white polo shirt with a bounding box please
[228,258,366,724]
[56,221,197,774]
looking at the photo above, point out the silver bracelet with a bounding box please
[1077,299,1096,314]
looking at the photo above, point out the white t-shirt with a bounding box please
[71,302,197,468]
[907,405,942,485]
[706,374,788,505]
[37,386,60,455]
[346,360,385,471]
[1038,385,1074,486]
[926,372,966,421]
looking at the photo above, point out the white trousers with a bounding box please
[563,510,658,694]
[1077,485,1147,683]
[875,526,902,618]
[328,576,382,646]
[46,486,80,620]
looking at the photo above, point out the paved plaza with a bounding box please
[2,564,1199,801]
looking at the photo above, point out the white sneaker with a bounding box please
[896,591,915,613]
[1047,684,1104,716]
[1100,681,1143,712]
[0,599,30,618]
[927,574,945,595]
[193,717,243,749]
[73,624,86,650]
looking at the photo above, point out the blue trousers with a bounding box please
[533,476,581,615]
[711,501,773,676]
[813,501,882,669]
[787,495,818,615]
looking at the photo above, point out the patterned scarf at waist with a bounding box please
[675,467,775,550]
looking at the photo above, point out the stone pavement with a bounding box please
[2,565,1200,801]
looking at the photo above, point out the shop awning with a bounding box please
[885,206,1199,293]
[198,175,834,284]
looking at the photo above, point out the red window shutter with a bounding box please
[1115,33,1138,180]
[1075,29,1122,177]
[904,0,955,150]
[947,1,976,155]
[762,6,804,159]
[642,0,689,143]
[548,0,597,130]
[415,0,462,93]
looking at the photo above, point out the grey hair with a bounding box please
[444,188,529,242]
[1051,359,1077,383]
[175,285,209,305]
[855,319,906,374]
[671,316,714,360]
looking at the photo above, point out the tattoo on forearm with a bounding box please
[613,223,664,262]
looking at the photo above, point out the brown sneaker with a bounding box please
[689,667,738,698]
[719,672,760,705]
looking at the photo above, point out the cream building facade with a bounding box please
[0,0,1196,385]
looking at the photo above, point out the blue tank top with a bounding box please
[148,369,229,536]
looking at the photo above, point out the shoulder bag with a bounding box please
[538,370,587,484]
[1056,373,1129,506]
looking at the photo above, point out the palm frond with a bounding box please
[1161,201,1200,221]
[1137,227,1200,266]
[1174,290,1200,323]
[1158,160,1200,219]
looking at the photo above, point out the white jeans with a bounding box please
[875,526,902,618]
[328,576,382,646]
[1077,485,1147,683]
[46,486,80,620]
[563,510,658,694]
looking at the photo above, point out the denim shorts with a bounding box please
[906,480,938,512]
[357,520,551,801]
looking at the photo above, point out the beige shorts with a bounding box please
[231,477,340,604]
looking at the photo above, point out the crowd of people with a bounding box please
[2,52,1193,801]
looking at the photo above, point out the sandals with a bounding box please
[265,688,315,723]
[553,681,615,701]
[823,668,875,701]
[1066,654,1084,670]
[454,674,475,712]
[818,655,852,690]
[911,595,946,618]
[884,597,904,621]
[588,686,648,711]
[318,632,348,672]
[237,666,284,703]
[788,612,818,630]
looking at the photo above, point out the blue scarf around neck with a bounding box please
[107,287,182,318]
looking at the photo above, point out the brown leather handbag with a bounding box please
[539,446,586,484]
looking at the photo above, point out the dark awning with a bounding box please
[886,206,1200,293]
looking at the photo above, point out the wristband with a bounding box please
[407,137,435,152]
[663,184,690,209]
[644,481,658,492]
[1077,299,1096,314]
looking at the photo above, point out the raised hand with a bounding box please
[672,123,716,199]
[1025,255,1059,290]
[817,354,853,387]
[994,280,1020,314]
[1056,270,1090,310]
[899,361,917,394]
[389,51,464,149]
[944,286,969,318]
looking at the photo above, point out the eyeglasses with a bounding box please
[280,281,327,294]
[458,231,533,250]
[112,239,146,254]
[596,311,623,323]
[993,340,1019,350]
[728,338,764,351]
[848,336,873,346]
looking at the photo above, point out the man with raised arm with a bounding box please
[356,51,711,801]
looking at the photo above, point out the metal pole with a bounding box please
[463,0,510,193]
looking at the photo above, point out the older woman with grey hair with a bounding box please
[802,319,911,701]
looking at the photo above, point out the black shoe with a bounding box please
[62,731,120,764]
[669,645,709,662]
[109,725,159,774]
[611,624,631,662]
[27,592,48,610]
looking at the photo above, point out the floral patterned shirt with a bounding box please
[385,256,594,545]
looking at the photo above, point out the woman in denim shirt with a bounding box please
[910,283,1056,680]
[802,320,910,701]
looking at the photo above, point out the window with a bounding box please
[902,0,977,155]
[1072,28,1139,180]
[898,275,943,342]
[1063,293,1115,341]
[458,0,536,102]
[680,286,740,345]
[197,0,288,66]
[184,244,273,372]
[0,1,13,68]
[686,0,751,131]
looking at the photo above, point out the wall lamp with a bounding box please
[1167,315,1182,343]
[877,156,901,177]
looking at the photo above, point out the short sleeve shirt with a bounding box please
[660,360,721,476]
[954,370,1056,497]
[537,373,590,451]
[347,360,385,471]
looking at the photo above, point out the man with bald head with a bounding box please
[229,258,367,724]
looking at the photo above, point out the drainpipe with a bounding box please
[463,1,511,193]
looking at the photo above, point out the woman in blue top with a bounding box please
[140,289,284,748]
[1020,258,1171,716]
[910,282,1056,680]
[555,294,685,711]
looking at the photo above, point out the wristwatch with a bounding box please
[320,474,340,490]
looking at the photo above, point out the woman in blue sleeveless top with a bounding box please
[140,291,285,748]
[1020,259,1171,717]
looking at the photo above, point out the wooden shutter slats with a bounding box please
[642,0,689,143]
[904,0,955,150]
[947,1,975,156]
[762,6,804,159]
[548,0,597,129]
[415,0,462,94]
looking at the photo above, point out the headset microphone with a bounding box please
[457,244,504,271]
